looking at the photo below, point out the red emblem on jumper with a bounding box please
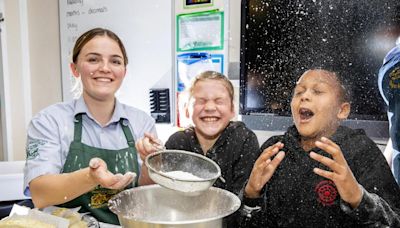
[315,180,337,206]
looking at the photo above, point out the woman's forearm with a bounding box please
[29,168,97,208]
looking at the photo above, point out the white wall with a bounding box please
[27,0,61,115]
[228,0,241,64]
[1,0,60,161]
[58,0,172,115]
[0,0,244,160]
[1,0,27,161]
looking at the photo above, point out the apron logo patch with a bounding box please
[315,180,338,206]
[26,138,47,160]
[389,67,400,89]
[90,188,121,209]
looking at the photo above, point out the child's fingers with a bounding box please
[313,167,336,180]
[315,139,347,165]
[254,148,278,169]
[267,151,285,172]
[252,157,270,175]
[315,140,337,156]
[248,151,285,194]
[254,151,285,175]
[320,137,340,149]
[309,151,345,174]
[250,143,284,179]
[254,142,284,173]
[259,142,284,160]
[256,151,285,181]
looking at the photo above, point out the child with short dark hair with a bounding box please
[241,69,400,227]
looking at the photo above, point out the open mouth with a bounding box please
[299,108,314,121]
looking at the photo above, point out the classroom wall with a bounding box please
[1,0,60,160]
[2,0,242,160]
[27,0,61,115]
[2,0,27,161]
[228,0,241,64]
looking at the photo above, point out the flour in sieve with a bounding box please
[161,170,204,181]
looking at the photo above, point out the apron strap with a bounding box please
[73,114,83,142]
[119,119,135,148]
[119,119,140,186]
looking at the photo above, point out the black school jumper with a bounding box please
[241,125,400,228]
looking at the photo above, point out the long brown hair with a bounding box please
[72,28,128,66]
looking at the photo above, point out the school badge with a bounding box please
[315,180,338,206]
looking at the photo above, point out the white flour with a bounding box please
[162,170,204,181]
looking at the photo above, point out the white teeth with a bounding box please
[202,117,218,122]
[96,78,111,82]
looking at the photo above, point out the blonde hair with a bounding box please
[189,71,234,105]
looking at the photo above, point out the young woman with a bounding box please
[23,28,156,224]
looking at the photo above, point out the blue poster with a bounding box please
[176,52,224,92]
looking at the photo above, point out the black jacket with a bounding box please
[241,125,400,227]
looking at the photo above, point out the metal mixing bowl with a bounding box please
[145,150,221,195]
[108,185,241,228]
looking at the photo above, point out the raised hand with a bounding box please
[89,158,136,189]
[245,142,285,198]
[309,137,362,208]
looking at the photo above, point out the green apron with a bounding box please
[59,114,139,225]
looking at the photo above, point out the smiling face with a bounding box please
[290,69,350,141]
[187,78,235,141]
[70,35,126,102]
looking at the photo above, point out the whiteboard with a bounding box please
[59,0,172,114]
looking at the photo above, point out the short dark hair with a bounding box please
[302,67,352,104]
[72,28,128,66]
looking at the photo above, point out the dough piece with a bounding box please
[0,217,56,228]
[51,207,87,228]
